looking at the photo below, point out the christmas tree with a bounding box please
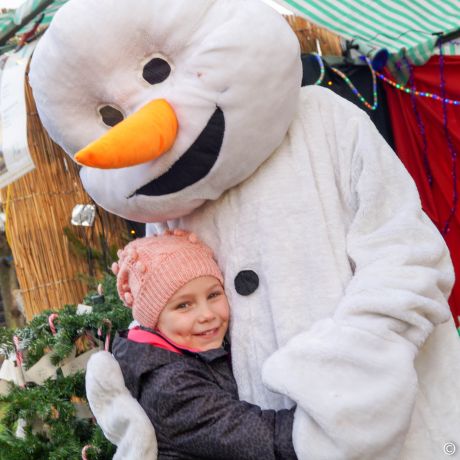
[0,273,132,460]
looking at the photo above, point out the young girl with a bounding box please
[111,230,297,460]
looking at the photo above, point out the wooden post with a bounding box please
[285,16,342,55]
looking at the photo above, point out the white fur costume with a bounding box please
[176,86,460,460]
[29,1,460,459]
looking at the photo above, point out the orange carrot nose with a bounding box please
[75,99,178,169]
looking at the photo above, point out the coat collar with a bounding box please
[128,326,229,362]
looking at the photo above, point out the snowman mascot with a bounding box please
[29,0,460,459]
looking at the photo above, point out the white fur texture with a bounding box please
[171,87,459,459]
[86,351,157,460]
[55,63,460,460]
[28,0,460,457]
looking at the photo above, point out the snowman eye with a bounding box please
[99,105,124,127]
[143,57,171,85]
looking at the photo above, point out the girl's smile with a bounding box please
[157,276,230,351]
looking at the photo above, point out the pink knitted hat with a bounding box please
[111,230,223,328]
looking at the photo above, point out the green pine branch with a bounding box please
[0,273,131,459]
[0,372,115,459]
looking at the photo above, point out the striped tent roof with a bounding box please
[0,0,458,65]
[0,0,67,39]
[276,0,460,65]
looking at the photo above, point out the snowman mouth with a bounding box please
[130,107,224,197]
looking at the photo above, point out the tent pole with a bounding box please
[436,29,460,46]
[0,0,54,47]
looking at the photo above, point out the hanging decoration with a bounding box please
[82,444,98,460]
[311,52,378,111]
[48,312,59,335]
[376,47,458,236]
[311,52,325,85]
[0,273,132,459]
[71,204,97,227]
[404,56,433,188]
[375,72,460,106]
[312,49,459,235]
[0,42,36,190]
[438,45,459,236]
[313,45,460,268]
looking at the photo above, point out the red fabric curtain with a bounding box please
[384,56,460,325]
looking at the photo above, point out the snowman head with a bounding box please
[29,0,301,222]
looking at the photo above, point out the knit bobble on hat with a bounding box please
[135,261,146,273]
[114,231,223,329]
[124,292,134,306]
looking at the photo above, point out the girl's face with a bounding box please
[157,276,229,351]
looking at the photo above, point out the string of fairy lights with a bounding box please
[311,53,378,110]
[311,48,458,235]
[311,52,460,110]
[376,71,460,106]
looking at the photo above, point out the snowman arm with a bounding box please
[333,112,453,347]
[262,111,454,460]
[85,351,158,460]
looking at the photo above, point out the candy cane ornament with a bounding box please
[12,335,25,388]
[97,319,112,352]
[48,313,59,335]
[81,444,94,460]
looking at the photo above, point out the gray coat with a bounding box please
[113,330,297,460]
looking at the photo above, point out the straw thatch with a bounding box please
[0,72,128,320]
[286,15,342,56]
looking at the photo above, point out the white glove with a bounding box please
[85,351,158,460]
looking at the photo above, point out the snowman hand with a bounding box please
[86,351,158,460]
[262,318,417,460]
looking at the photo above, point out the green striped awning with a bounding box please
[277,0,460,65]
[20,0,68,28]
[0,0,68,38]
[0,0,458,66]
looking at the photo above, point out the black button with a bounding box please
[234,270,259,296]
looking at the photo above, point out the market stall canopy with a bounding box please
[276,0,460,64]
[0,0,67,46]
[4,0,459,65]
